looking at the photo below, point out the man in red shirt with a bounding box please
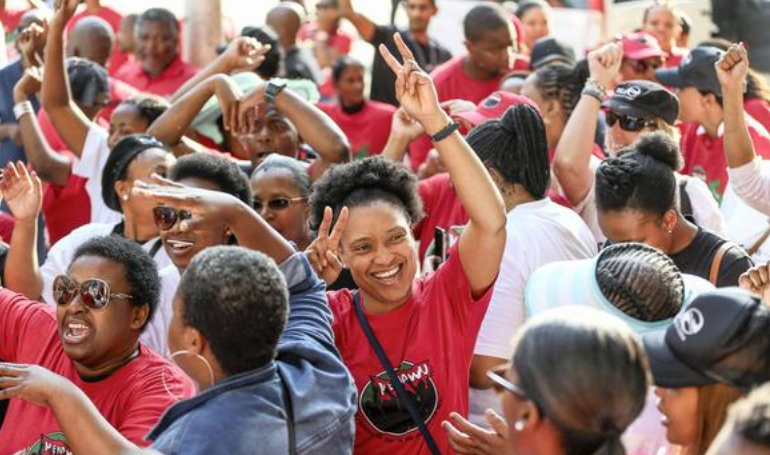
[409,2,517,171]
[656,46,770,200]
[114,8,198,98]
[64,0,129,76]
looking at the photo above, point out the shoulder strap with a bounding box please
[352,293,442,455]
[277,367,297,455]
[709,242,735,286]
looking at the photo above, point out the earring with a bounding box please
[169,350,215,390]
[514,420,526,432]
[122,194,129,201]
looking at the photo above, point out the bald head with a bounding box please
[67,16,115,67]
[266,4,304,48]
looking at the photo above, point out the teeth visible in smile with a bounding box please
[168,240,194,249]
[66,321,90,338]
[373,266,400,279]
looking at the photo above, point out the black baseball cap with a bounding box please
[602,80,680,125]
[643,288,770,390]
[655,46,725,97]
[530,37,576,70]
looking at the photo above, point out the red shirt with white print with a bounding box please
[327,244,494,455]
[680,116,770,199]
[0,289,195,453]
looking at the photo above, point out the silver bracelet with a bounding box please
[582,79,607,102]
[13,101,34,121]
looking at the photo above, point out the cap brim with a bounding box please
[642,329,716,388]
[456,110,493,128]
[625,49,665,61]
[655,67,686,88]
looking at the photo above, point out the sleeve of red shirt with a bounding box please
[0,289,50,362]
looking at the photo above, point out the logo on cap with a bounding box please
[483,93,502,109]
[675,308,705,341]
[615,85,642,100]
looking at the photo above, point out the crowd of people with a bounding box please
[1,0,770,454]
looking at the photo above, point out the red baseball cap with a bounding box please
[621,32,665,61]
[455,91,539,128]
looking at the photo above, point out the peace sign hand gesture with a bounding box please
[305,206,349,286]
[379,33,450,136]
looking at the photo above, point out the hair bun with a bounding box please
[633,132,683,172]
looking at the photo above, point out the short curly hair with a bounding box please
[169,153,253,206]
[119,94,170,126]
[308,156,424,231]
[70,235,160,330]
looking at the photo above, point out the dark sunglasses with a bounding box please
[53,275,133,310]
[606,111,658,133]
[253,197,307,213]
[625,59,663,73]
[153,206,192,231]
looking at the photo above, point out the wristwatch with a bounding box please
[265,79,288,104]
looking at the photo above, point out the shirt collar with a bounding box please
[696,122,725,138]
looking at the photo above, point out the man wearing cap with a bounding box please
[656,46,770,199]
[529,36,575,71]
[619,32,666,84]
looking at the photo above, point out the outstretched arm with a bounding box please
[41,0,93,157]
[381,34,506,296]
[553,43,622,205]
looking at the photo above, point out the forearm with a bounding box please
[228,201,294,264]
[48,382,136,455]
[552,95,600,205]
[381,132,412,162]
[147,77,218,147]
[339,0,376,42]
[4,218,42,299]
[723,85,756,168]
[14,95,72,186]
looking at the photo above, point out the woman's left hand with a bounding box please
[0,363,73,408]
[441,410,514,455]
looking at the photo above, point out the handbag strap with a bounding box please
[353,292,442,455]
[709,242,736,286]
[277,367,297,455]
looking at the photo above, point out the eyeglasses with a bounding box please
[253,197,307,213]
[606,111,658,132]
[625,58,663,73]
[53,275,133,310]
[487,366,529,399]
[153,206,192,231]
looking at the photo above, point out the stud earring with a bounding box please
[122,194,129,201]
[514,420,525,432]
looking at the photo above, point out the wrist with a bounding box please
[421,113,453,137]
[14,215,38,225]
[13,88,28,104]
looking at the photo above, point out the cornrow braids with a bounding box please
[467,104,550,198]
[596,243,684,322]
[533,63,581,122]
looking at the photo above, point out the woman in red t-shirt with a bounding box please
[305,34,506,455]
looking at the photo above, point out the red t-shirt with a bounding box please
[680,116,770,198]
[745,98,770,135]
[64,6,129,76]
[299,23,354,56]
[327,245,494,455]
[414,173,468,261]
[114,57,198,98]
[318,101,396,158]
[0,290,195,453]
[0,212,14,244]
[664,47,687,68]
[408,57,504,170]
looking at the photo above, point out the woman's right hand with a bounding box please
[587,42,623,89]
[0,363,74,408]
[0,162,42,223]
[305,206,349,286]
[441,410,514,455]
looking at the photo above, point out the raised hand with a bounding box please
[305,206,349,285]
[379,33,447,135]
[0,162,42,222]
[14,66,43,101]
[588,42,623,89]
[221,36,271,73]
[390,108,424,143]
[739,261,770,303]
[716,43,749,94]
[441,410,513,455]
[0,363,73,408]
[211,75,244,132]
[17,23,46,67]
[52,0,81,28]
[236,84,267,135]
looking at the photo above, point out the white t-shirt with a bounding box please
[71,124,122,225]
[40,222,174,356]
[154,265,182,358]
[469,198,598,425]
[722,170,770,264]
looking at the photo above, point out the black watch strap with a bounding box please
[429,121,460,143]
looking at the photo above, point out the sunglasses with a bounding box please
[625,59,663,73]
[153,206,192,231]
[253,197,307,213]
[487,365,529,399]
[53,275,133,310]
[606,111,658,133]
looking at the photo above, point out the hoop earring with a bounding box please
[170,350,215,390]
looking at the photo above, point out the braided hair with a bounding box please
[596,132,681,216]
[532,63,582,122]
[309,156,424,230]
[596,243,684,322]
[466,104,550,198]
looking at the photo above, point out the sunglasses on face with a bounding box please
[53,275,133,310]
[153,206,192,231]
[253,197,307,213]
[487,365,529,399]
[606,111,658,132]
[626,59,663,73]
